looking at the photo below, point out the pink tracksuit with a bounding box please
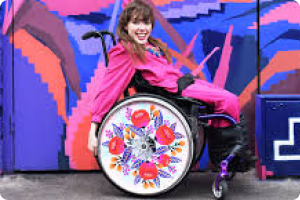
[91,43,240,127]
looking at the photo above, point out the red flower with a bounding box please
[131,109,150,128]
[156,125,175,145]
[139,163,158,180]
[159,154,171,167]
[109,137,125,155]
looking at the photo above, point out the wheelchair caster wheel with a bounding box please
[97,94,194,196]
[212,179,228,200]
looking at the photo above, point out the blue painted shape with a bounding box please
[0,1,5,26]
[14,48,64,171]
[199,145,210,170]
[255,95,266,166]
[2,35,14,173]
[0,25,3,173]
[256,95,300,177]
[262,40,300,59]
[261,70,296,91]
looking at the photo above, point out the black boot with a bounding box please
[208,114,257,172]
[227,114,257,172]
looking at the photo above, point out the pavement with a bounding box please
[0,170,300,200]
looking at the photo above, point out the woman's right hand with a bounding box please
[88,122,99,156]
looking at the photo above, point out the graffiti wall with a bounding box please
[0,1,3,174]
[242,0,300,152]
[0,0,299,171]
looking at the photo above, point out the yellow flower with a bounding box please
[150,105,156,111]
[179,141,186,146]
[132,171,137,177]
[157,164,164,169]
[153,110,160,117]
[109,164,116,169]
[171,150,176,156]
[176,148,182,153]
[131,132,136,138]
[111,157,117,163]
[124,127,130,133]
[125,134,130,140]
[149,182,155,188]
[116,165,122,172]
[143,182,149,189]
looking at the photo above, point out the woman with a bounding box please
[88,0,251,163]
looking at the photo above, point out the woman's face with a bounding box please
[126,15,152,45]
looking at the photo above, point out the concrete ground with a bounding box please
[0,170,300,200]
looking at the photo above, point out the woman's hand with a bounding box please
[88,122,99,156]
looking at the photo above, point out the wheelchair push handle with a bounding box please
[81,30,117,66]
[81,30,117,45]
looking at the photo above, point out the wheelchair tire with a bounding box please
[97,94,194,196]
[212,179,228,200]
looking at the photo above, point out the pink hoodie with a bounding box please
[91,43,183,123]
[91,43,240,127]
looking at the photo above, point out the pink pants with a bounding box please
[181,79,240,128]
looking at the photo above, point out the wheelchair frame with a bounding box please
[83,30,241,199]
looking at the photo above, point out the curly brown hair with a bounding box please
[116,0,172,63]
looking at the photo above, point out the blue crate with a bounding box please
[256,95,300,179]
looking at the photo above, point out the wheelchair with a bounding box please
[82,31,253,199]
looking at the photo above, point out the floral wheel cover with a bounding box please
[98,96,193,196]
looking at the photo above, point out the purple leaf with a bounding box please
[153,177,160,188]
[134,175,141,185]
[154,111,163,129]
[101,141,109,147]
[126,124,145,137]
[158,169,171,178]
[174,132,185,139]
[170,123,177,131]
[112,124,124,140]
[155,146,169,155]
[122,147,132,164]
[170,156,182,163]
[131,159,144,169]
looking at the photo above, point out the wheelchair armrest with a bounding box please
[198,114,238,125]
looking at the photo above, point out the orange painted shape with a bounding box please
[239,50,300,108]
[12,29,68,123]
[71,115,99,170]
[219,0,253,2]
[152,0,185,6]
[169,49,206,80]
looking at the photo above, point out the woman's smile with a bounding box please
[126,17,152,44]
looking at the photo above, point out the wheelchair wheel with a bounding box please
[212,179,228,200]
[97,94,194,196]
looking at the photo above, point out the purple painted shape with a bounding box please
[40,0,115,16]
[0,33,2,174]
[158,0,217,11]
[2,0,26,34]
[6,0,81,98]
[66,21,102,55]
[14,48,64,171]
[2,36,14,172]
[158,1,221,18]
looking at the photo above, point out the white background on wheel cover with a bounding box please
[100,100,192,195]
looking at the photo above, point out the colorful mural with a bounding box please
[0,0,299,171]
[0,1,3,174]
